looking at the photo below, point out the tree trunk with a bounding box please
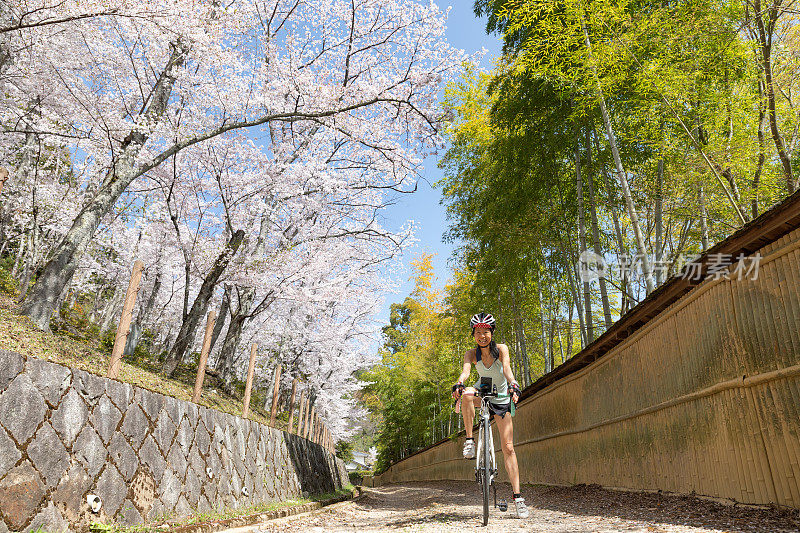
[581,16,655,294]
[124,271,162,356]
[655,159,664,286]
[162,229,245,377]
[563,244,586,349]
[538,282,550,373]
[511,287,530,386]
[208,286,230,360]
[753,79,767,218]
[586,128,613,328]
[753,0,795,192]
[575,137,594,343]
[20,42,189,331]
[699,185,710,250]
[99,285,123,333]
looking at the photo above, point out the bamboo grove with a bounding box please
[367,0,800,471]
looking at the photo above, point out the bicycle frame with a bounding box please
[461,388,510,525]
[474,394,497,483]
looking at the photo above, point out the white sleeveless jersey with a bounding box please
[473,353,510,405]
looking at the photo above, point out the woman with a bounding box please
[451,312,529,519]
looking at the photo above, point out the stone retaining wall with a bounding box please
[0,350,348,532]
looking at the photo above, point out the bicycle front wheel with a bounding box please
[482,421,490,526]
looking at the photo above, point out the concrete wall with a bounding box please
[374,225,800,509]
[0,351,348,532]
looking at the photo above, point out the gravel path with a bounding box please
[225,481,800,532]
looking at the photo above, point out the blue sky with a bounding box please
[376,4,502,325]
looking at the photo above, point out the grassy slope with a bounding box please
[0,293,286,431]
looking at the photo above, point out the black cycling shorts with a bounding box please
[488,401,512,420]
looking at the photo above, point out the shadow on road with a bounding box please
[364,481,800,531]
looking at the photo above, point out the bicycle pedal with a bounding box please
[497,500,508,512]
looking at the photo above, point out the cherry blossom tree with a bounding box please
[1,0,460,331]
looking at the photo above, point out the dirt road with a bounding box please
[224,481,800,532]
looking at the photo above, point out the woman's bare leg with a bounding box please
[460,388,480,438]
[495,413,520,494]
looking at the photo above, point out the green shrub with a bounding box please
[99,328,116,353]
[0,266,17,295]
[348,469,373,485]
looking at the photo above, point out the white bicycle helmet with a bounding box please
[470,312,496,332]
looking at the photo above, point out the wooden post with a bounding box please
[296,391,306,435]
[300,391,311,438]
[269,364,282,426]
[287,379,298,433]
[241,343,258,418]
[191,310,217,403]
[0,167,8,194]
[106,260,144,379]
[303,402,317,439]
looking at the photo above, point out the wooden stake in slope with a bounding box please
[106,259,144,379]
[242,343,258,418]
[304,402,313,439]
[0,167,9,194]
[296,391,306,435]
[269,364,282,426]
[287,378,298,433]
[191,310,217,403]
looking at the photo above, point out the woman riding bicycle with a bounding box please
[451,312,529,519]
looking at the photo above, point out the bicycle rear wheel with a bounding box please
[481,421,490,526]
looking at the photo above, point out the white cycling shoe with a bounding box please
[515,497,529,519]
[462,439,475,459]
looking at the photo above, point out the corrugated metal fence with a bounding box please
[373,202,800,508]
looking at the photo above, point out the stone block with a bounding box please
[90,395,122,445]
[0,426,20,480]
[186,401,198,429]
[51,389,87,446]
[146,499,165,523]
[139,435,166,481]
[175,416,192,456]
[117,499,142,526]
[193,421,210,456]
[130,470,156,517]
[234,423,247,457]
[27,422,69,489]
[0,374,46,446]
[51,463,90,526]
[202,479,217,504]
[120,404,149,449]
[159,468,180,512]
[105,379,133,411]
[166,442,188,481]
[0,350,24,395]
[196,493,211,513]
[164,395,186,427]
[73,425,107,478]
[213,424,225,454]
[188,445,205,478]
[137,388,163,422]
[23,502,70,533]
[0,462,45,530]
[26,357,71,407]
[175,494,192,517]
[154,409,177,453]
[94,464,126,518]
[72,369,105,407]
[109,433,138,482]
[184,467,201,507]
